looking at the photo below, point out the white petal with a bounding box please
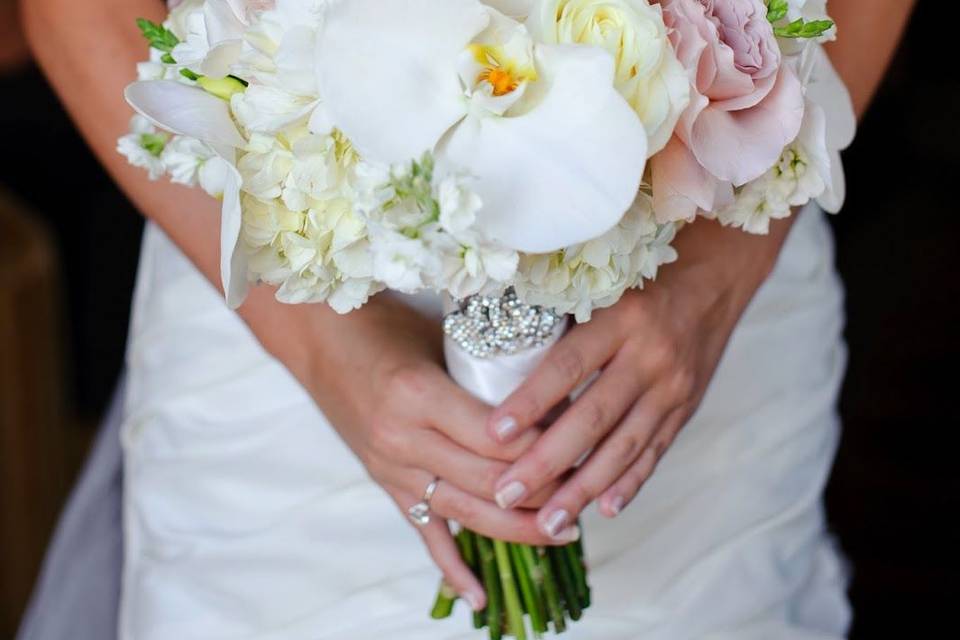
[125,80,246,149]
[441,44,647,252]
[483,0,534,18]
[315,0,489,163]
[230,84,318,133]
[204,0,248,45]
[817,148,846,213]
[219,164,251,308]
[806,44,856,151]
[200,40,244,77]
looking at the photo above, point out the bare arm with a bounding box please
[828,0,918,119]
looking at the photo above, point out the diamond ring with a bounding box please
[407,478,439,527]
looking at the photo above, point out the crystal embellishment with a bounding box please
[407,502,431,526]
[443,289,563,359]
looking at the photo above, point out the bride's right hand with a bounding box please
[245,290,576,609]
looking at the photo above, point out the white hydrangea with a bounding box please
[117,115,168,181]
[433,176,518,299]
[241,194,380,312]
[718,103,831,234]
[161,136,233,198]
[360,160,518,300]
[515,192,678,322]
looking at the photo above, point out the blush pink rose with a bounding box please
[651,0,805,222]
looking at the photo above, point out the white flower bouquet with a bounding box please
[120,0,855,637]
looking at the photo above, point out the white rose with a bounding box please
[526,0,689,155]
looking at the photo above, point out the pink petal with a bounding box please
[689,66,805,186]
[651,135,733,223]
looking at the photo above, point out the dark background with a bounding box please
[0,1,956,637]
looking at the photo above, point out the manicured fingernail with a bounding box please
[542,509,570,538]
[554,525,581,543]
[493,415,518,440]
[463,591,483,611]
[495,481,526,509]
[608,496,625,517]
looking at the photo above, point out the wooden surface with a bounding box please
[0,188,70,636]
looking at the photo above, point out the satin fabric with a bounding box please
[119,204,851,639]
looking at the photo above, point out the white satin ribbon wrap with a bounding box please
[442,296,568,406]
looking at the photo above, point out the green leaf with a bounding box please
[766,0,789,23]
[136,18,180,53]
[799,19,835,37]
[774,17,834,39]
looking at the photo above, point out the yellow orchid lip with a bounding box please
[469,43,537,96]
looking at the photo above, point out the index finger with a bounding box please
[487,312,623,443]
[431,377,540,462]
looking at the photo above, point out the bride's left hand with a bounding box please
[488,217,794,537]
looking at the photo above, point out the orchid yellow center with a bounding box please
[480,67,519,97]
[469,43,536,97]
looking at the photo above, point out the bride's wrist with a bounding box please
[236,285,331,388]
[662,214,797,328]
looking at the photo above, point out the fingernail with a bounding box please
[542,509,570,538]
[463,591,483,611]
[554,525,581,543]
[493,415,518,441]
[608,496,625,517]
[495,481,526,509]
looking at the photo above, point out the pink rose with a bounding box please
[651,0,804,222]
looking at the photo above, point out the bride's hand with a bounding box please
[487,218,795,537]
[264,293,575,609]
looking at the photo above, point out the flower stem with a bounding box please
[477,535,504,640]
[510,544,547,636]
[430,580,457,619]
[549,546,582,621]
[564,541,590,609]
[494,540,527,640]
[456,530,486,629]
[536,547,566,633]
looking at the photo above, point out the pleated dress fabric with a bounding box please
[117,202,852,639]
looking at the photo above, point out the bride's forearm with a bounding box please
[22,0,221,283]
[19,0,360,383]
[827,0,917,118]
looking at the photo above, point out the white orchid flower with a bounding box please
[315,0,648,253]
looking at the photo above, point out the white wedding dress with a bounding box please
[117,202,852,639]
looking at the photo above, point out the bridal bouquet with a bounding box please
[120,0,855,637]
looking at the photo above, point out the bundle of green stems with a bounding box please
[430,528,590,639]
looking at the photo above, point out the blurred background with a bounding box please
[0,1,956,637]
